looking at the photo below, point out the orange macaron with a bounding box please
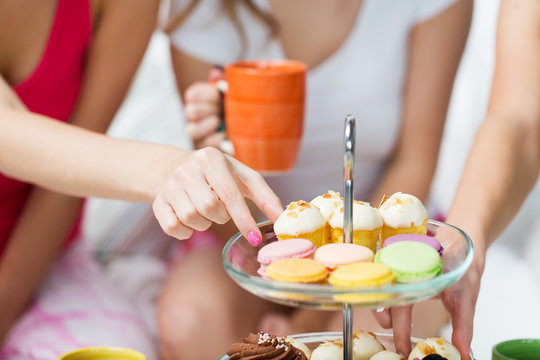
[265,258,328,283]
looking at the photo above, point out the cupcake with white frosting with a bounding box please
[328,200,382,252]
[353,330,385,360]
[378,192,428,248]
[370,351,404,360]
[274,201,327,247]
[310,341,343,360]
[287,337,311,359]
[310,331,385,360]
[408,337,460,360]
[310,190,342,245]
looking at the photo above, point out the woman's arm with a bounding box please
[0,101,178,202]
[371,0,473,356]
[369,0,472,205]
[0,9,282,230]
[448,0,540,259]
[0,106,282,236]
[443,0,540,356]
[0,0,160,341]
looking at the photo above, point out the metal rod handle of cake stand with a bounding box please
[343,115,355,360]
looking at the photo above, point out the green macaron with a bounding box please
[374,241,442,283]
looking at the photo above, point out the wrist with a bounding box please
[445,214,487,271]
[156,147,188,185]
[465,228,487,274]
[471,251,485,278]
[133,145,190,202]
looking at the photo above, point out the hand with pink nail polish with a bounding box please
[248,231,262,246]
[152,147,283,242]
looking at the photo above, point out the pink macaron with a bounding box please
[257,238,316,277]
[383,234,444,257]
[314,243,374,270]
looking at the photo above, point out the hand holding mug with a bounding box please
[184,67,225,149]
[184,60,307,173]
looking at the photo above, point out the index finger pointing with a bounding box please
[203,153,262,244]
[225,156,283,222]
[213,179,262,245]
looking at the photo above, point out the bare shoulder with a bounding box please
[93,0,160,35]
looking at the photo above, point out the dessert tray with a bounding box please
[223,219,473,310]
[221,116,474,359]
[217,332,476,359]
[217,332,423,360]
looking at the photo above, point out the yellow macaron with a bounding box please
[329,262,395,287]
[265,258,328,283]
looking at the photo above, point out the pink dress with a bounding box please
[0,0,90,255]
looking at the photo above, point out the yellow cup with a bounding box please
[58,347,146,360]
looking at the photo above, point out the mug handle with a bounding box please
[209,78,234,155]
[210,79,228,132]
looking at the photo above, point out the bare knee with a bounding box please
[158,302,208,360]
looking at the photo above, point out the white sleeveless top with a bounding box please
[170,0,457,205]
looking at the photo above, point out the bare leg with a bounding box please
[157,247,284,360]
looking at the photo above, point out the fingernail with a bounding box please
[376,306,385,313]
[248,231,261,246]
[398,353,406,360]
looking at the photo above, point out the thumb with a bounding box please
[208,65,225,82]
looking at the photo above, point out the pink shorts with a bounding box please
[0,229,220,360]
[0,248,157,360]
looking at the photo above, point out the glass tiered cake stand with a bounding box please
[220,116,474,359]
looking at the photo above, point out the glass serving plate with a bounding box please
[218,332,476,359]
[217,332,422,360]
[222,220,473,310]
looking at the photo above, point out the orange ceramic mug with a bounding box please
[224,60,306,173]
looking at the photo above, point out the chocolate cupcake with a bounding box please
[226,332,308,360]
